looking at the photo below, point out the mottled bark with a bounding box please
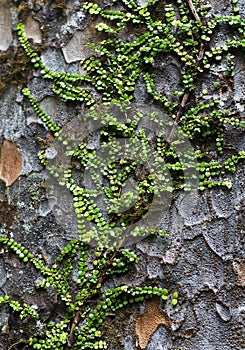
[0,1,244,350]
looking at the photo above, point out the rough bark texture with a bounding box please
[0,1,244,350]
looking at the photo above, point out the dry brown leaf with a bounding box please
[233,260,245,286]
[0,139,22,187]
[135,298,171,349]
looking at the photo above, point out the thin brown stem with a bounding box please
[8,339,28,350]
[186,0,201,22]
[68,227,131,347]
[68,299,88,347]
[165,0,206,145]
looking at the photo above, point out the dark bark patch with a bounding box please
[0,198,17,228]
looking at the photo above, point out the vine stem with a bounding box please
[67,227,131,347]
[166,0,205,144]
[186,0,201,22]
[8,339,28,350]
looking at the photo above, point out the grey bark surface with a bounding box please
[0,1,244,350]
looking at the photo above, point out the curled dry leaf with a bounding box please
[135,298,171,349]
[0,139,22,187]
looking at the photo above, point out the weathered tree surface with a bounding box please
[0,1,244,350]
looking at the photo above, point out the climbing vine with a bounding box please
[0,0,245,349]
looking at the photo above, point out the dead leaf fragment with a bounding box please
[135,298,171,349]
[0,139,22,187]
[233,260,245,286]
